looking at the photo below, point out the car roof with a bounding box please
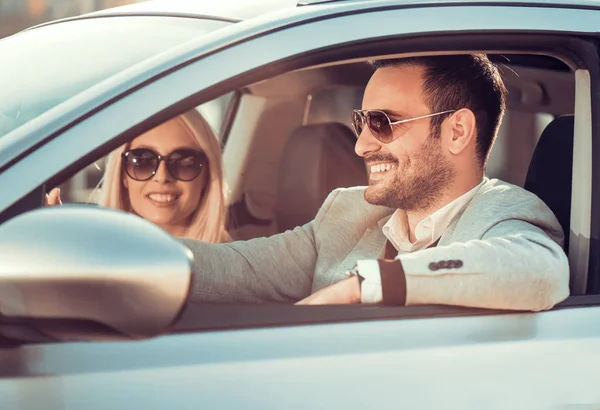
[296,0,600,6]
[86,0,300,22]
[85,0,600,23]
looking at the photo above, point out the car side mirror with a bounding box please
[0,205,192,342]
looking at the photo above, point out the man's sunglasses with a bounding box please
[351,109,456,143]
[122,148,207,182]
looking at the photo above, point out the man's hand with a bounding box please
[296,276,360,305]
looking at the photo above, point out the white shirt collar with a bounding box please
[382,178,486,253]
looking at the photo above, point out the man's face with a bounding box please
[355,65,455,212]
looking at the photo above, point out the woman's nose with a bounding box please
[153,160,173,183]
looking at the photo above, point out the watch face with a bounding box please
[345,265,364,285]
[345,264,359,276]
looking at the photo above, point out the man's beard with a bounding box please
[364,132,455,212]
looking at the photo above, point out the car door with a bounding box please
[1,2,600,409]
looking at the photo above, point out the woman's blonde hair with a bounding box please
[98,110,230,243]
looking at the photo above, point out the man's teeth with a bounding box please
[370,163,394,173]
[148,194,178,203]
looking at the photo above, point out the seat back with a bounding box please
[274,123,368,232]
[524,115,574,251]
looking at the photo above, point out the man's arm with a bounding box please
[394,218,569,311]
[182,189,342,304]
[299,216,569,311]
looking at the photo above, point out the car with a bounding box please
[0,0,599,408]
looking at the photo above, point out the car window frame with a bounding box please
[172,295,600,334]
[1,4,599,330]
[3,1,600,176]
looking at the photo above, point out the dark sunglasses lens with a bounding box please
[124,150,158,181]
[367,112,393,143]
[351,111,364,137]
[166,150,205,181]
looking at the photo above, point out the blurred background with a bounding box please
[0,0,143,38]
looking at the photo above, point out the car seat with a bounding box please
[273,123,368,233]
[524,114,574,252]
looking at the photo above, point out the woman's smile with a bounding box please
[146,192,181,207]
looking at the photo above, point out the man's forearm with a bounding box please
[400,234,569,311]
[357,228,569,311]
[181,227,317,304]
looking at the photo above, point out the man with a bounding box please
[183,54,569,311]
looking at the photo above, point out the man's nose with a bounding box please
[355,127,382,157]
[153,160,173,183]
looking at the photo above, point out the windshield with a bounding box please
[0,17,230,137]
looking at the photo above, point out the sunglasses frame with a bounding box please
[121,148,207,182]
[352,109,457,143]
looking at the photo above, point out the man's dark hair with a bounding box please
[370,54,507,167]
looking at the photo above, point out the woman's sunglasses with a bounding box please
[351,109,456,143]
[122,148,207,182]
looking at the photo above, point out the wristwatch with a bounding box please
[347,264,366,285]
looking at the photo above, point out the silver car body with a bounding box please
[0,0,599,409]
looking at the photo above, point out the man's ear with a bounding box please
[446,108,476,156]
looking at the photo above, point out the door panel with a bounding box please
[1,306,599,409]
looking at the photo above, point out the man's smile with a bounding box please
[369,162,398,174]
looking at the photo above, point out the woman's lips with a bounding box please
[146,193,180,206]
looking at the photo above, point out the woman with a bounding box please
[49,110,230,242]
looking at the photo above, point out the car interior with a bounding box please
[56,53,575,247]
[2,34,596,338]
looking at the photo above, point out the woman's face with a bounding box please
[123,118,208,237]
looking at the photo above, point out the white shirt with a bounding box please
[358,178,486,303]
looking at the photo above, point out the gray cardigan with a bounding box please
[182,178,569,311]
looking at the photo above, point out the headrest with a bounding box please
[524,115,574,251]
[274,123,368,232]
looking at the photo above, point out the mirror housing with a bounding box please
[0,205,193,341]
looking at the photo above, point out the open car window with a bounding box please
[0,1,597,345]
